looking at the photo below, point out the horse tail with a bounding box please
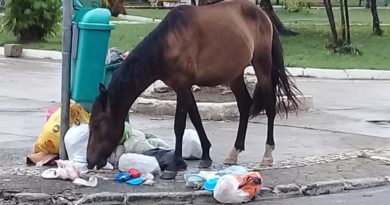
[249,26,301,118]
[269,25,301,115]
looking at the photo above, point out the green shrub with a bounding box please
[1,0,61,43]
[285,0,312,12]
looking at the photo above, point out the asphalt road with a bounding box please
[261,186,390,205]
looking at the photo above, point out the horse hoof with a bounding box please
[260,158,273,167]
[199,159,212,168]
[223,157,237,165]
[177,159,188,171]
[160,171,177,180]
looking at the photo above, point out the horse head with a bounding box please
[87,83,124,170]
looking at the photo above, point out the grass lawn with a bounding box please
[1,8,390,69]
[282,25,390,69]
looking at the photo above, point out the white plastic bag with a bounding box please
[118,153,161,175]
[182,129,202,160]
[213,174,251,204]
[64,124,89,170]
[124,129,156,154]
[64,123,113,171]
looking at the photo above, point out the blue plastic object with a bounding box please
[115,172,131,182]
[126,177,143,186]
[203,178,219,191]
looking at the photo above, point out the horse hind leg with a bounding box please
[224,75,252,165]
[187,92,213,168]
[251,50,276,167]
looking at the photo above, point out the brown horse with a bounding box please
[87,0,300,180]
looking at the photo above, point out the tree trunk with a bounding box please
[370,0,383,35]
[191,0,197,5]
[339,0,346,41]
[324,0,338,45]
[276,0,280,5]
[260,0,298,36]
[344,0,351,43]
[359,0,362,6]
[366,0,371,8]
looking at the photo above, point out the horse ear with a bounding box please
[99,83,108,109]
[99,83,106,94]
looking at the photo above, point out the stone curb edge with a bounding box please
[2,47,390,80]
[245,66,390,80]
[9,176,390,204]
[131,96,313,121]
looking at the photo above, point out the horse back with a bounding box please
[161,0,273,87]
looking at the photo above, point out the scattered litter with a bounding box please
[217,165,248,176]
[105,47,126,65]
[143,148,174,171]
[213,172,262,204]
[128,168,141,178]
[107,145,125,168]
[115,172,131,182]
[126,177,143,186]
[184,173,205,190]
[118,153,161,175]
[114,171,155,186]
[45,106,58,121]
[182,129,202,160]
[41,160,98,187]
[143,173,155,186]
[123,128,170,154]
[204,178,219,191]
[34,102,90,155]
[73,176,98,187]
[26,152,58,166]
[64,123,113,172]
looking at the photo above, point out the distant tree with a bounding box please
[324,0,359,54]
[1,0,61,43]
[370,0,383,35]
[260,0,299,36]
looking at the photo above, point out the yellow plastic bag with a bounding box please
[34,102,90,154]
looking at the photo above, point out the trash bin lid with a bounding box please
[77,8,112,24]
[74,0,102,10]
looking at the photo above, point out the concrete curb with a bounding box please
[9,177,390,204]
[245,66,390,80]
[2,47,390,80]
[0,47,62,60]
[117,14,162,23]
[131,96,313,121]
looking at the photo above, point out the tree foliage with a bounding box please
[1,0,61,43]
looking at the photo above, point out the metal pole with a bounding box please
[60,0,73,160]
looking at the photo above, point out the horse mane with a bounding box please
[105,5,194,107]
[204,0,225,5]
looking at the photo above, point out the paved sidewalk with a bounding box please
[1,47,390,80]
[1,50,390,204]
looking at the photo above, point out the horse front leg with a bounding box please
[224,75,252,165]
[187,92,213,168]
[261,98,276,167]
[160,88,189,180]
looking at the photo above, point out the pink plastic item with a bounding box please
[46,107,59,121]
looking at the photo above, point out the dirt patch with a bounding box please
[142,83,257,103]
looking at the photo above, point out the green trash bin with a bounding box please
[70,8,115,111]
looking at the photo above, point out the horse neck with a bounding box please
[107,62,158,121]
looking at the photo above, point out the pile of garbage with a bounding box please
[28,102,263,203]
[184,166,263,203]
[27,102,203,185]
